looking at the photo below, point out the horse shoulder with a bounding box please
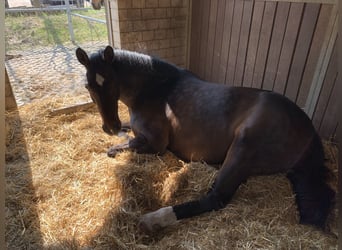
[129,103,171,154]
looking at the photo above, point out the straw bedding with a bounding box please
[5,96,338,249]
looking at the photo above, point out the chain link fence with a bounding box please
[5,0,108,106]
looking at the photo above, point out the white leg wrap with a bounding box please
[139,206,178,234]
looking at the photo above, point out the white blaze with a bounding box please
[96,73,105,86]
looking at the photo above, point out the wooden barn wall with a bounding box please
[312,40,338,139]
[189,0,338,140]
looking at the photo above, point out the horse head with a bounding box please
[90,0,104,10]
[76,46,121,135]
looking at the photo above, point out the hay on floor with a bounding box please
[5,96,338,249]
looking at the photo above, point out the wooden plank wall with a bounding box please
[189,0,338,140]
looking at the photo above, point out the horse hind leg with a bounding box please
[139,134,251,234]
[287,134,335,229]
[139,192,226,233]
[139,177,245,234]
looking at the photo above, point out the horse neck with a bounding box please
[118,75,145,108]
[109,52,148,107]
[113,52,181,107]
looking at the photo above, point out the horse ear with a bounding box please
[103,46,114,63]
[76,48,90,68]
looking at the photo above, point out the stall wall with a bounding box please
[105,0,338,140]
[189,0,338,140]
[107,0,190,67]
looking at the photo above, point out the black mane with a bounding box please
[92,48,183,80]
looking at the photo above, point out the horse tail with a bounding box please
[287,133,335,229]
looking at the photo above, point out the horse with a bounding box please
[89,0,103,10]
[76,45,335,234]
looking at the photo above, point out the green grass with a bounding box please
[5,9,108,52]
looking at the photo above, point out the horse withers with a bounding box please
[76,45,335,234]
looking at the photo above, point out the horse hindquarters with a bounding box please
[287,134,335,229]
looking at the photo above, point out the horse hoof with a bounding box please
[107,147,117,157]
[138,218,161,235]
[139,207,177,234]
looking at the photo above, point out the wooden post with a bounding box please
[0,1,5,248]
[337,5,342,245]
[5,69,18,111]
[304,4,337,118]
[49,102,95,116]
[186,0,192,69]
[104,0,114,47]
[106,0,120,48]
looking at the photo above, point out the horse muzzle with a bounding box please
[102,123,121,135]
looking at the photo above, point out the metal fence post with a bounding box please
[65,0,75,43]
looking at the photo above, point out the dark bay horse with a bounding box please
[76,45,334,234]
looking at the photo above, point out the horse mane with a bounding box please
[113,49,154,71]
[92,48,182,80]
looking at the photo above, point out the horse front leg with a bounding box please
[107,135,155,157]
[107,131,168,157]
[108,114,170,157]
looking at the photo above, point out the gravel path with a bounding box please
[6,43,105,106]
